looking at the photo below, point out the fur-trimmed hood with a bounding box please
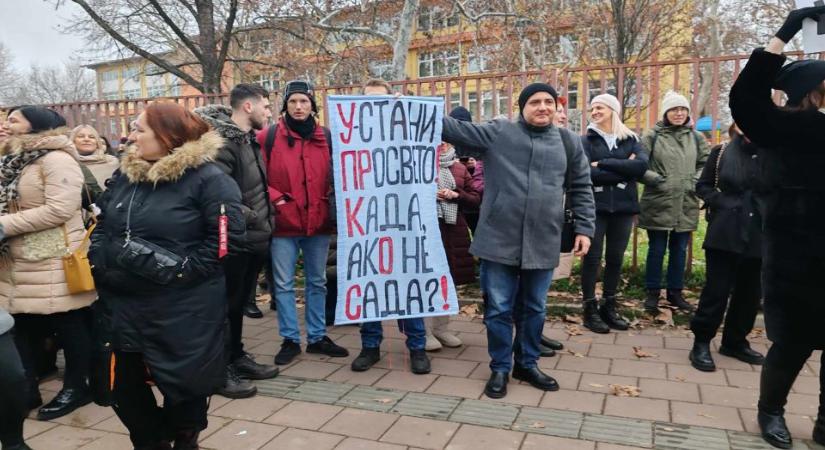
[0,127,77,158]
[121,130,224,185]
[194,104,248,144]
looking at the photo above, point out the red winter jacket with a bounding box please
[256,117,333,237]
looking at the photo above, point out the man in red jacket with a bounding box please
[257,80,348,365]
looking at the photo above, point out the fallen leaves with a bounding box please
[373,398,394,404]
[609,384,641,397]
[653,308,675,327]
[588,383,605,388]
[698,413,716,419]
[459,304,483,319]
[564,314,583,325]
[675,376,687,382]
[565,324,584,336]
[529,421,546,429]
[633,346,658,358]
[566,349,585,358]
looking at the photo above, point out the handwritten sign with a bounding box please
[799,0,825,54]
[328,95,458,325]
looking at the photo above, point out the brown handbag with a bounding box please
[61,222,96,294]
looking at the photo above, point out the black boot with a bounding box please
[599,296,629,330]
[667,289,695,313]
[541,336,564,351]
[409,350,431,374]
[512,366,559,391]
[484,371,509,399]
[37,387,92,421]
[539,345,556,357]
[814,415,825,446]
[135,442,172,450]
[215,365,257,399]
[757,364,798,449]
[242,302,263,319]
[173,429,200,449]
[26,377,42,411]
[644,289,661,315]
[582,299,609,334]
[3,444,34,450]
[689,341,716,372]
[351,348,381,372]
[719,342,765,365]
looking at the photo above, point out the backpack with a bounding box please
[263,123,333,162]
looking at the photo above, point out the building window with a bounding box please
[147,85,167,98]
[122,66,139,81]
[559,34,580,60]
[467,48,490,74]
[418,49,459,78]
[122,88,142,99]
[418,8,458,32]
[100,70,118,82]
[254,72,280,92]
[109,118,119,136]
[369,60,394,80]
[566,80,579,110]
[253,39,273,55]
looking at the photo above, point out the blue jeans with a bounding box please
[271,235,332,344]
[360,319,426,351]
[645,230,691,290]
[480,260,554,372]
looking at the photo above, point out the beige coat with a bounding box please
[0,128,96,314]
[77,144,119,188]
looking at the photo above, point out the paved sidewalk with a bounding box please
[23,309,824,449]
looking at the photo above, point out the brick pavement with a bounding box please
[22,309,824,449]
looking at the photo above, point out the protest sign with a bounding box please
[798,0,825,54]
[328,95,459,325]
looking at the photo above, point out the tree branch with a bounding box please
[147,0,204,61]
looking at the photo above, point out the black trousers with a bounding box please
[763,342,825,416]
[112,351,208,447]
[0,331,28,448]
[580,213,635,300]
[13,308,92,390]
[224,253,265,361]
[690,249,761,346]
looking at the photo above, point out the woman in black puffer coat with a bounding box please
[729,7,825,449]
[89,103,244,450]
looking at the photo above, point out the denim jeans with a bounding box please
[360,319,426,351]
[644,230,691,290]
[271,235,332,344]
[480,259,554,372]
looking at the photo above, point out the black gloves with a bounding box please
[776,6,825,43]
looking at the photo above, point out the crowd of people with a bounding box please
[0,7,824,449]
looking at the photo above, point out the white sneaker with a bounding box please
[433,331,463,348]
[425,333,443,351]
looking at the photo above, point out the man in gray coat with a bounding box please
[442,83,596,399]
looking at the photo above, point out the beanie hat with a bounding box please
[661,91,690,117]
[518,83,559,114]
[281,80,318,114]
[15,106,66,133]
[591,93,621,115]
[449,106,472,122]
[774,59,825,106]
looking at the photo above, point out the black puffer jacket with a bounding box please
[89,131,245,403]
[581,128,649,215]
[695,137,762,258]
[195,104,272,256]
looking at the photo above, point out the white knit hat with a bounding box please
[661,91,691,116]
[591,94,621,115]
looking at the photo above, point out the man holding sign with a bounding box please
[442,83,596,399]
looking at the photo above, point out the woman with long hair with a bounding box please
[70,125,119,188]
[90,102,244,449]
[579,94,648,333]
[0,106,97,420]
[729,6,825,448]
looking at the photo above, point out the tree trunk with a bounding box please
[390,0,420,80]
[695,0,721,116]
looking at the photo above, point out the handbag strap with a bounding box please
[61,222,97,255]
[714,142,728,190]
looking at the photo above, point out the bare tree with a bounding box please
[4,61,96,105]
[0,43,20,104]
[56,0,277,94]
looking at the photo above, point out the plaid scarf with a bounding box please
[437,147,458,225]
[0,147,52,260]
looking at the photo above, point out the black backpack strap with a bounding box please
[323,126,333,155]
[264,123,278,162]
[559,128,575,191]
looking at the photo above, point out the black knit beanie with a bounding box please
[774,59,825,106]
[449,106,472,122]
[281,80,318,114]
[518,83,559,115]
[16,106,66,133]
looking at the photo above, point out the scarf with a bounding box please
[0,147,52,261]
[285,114,316,140]
[588,123,618,152]
[437,147,459,225]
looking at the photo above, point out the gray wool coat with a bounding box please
[441,116,596,270]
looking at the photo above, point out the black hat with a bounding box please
[15,106,66,133]
[518,83,559,114]
[449,106,472,122]
[774,59,825,106]
[281,80,318,114]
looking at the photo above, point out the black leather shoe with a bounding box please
[813,415,825,445]
[409,350,431,374]
[306,336,349,357]
[539,345,556,357]
[173,429,200,450]
[599,296,629,330]
[582,299,610,334]
[667,289,695,313]
[541,336,564,351]
[484,371,509,399]
[351,348,381,372]
[243,302,264,319]
[689,342,716,372]
[512,366,559,391]
[719,344,765,365]
[274,340,302,365]
[644,289,661,315]
[37,387,92,420]
[215,366,257,399]
[759,409,793,449]
[233,353,279,380]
